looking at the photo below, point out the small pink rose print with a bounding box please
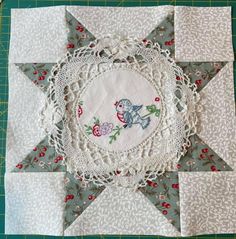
[88,195,95,200]
[67,43,75,49]
[92,124,102,137]
[202,148,208,153]
[147,180,158,188]
[100,122,113,135]
[38,76,45,81]
[16,163,23,169]
[65,194,74,202]
[176,164,181,169]
[211,165,218,172]
[39,152,45,157]
[172,183,179,189]
[77,105,83,118]
[199,154,205,159]
[195,79,202,87]
[155,97,160,102]
[162,210,168,215]
[159,194,165,200]
[54,156,63,163]
[76,25,84,32]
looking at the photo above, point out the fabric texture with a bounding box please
[175,7,234,61]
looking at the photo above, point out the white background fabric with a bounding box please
[65,186,180,236]
[9,6,67,63]
[6,64,46,172]
[5,173,66,235]
[67,5,174,39]
[179,172,236,236]
[175,7,234,61]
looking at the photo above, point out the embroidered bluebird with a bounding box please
[115,99,151,129]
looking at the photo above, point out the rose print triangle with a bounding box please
[177,134,233,172]
[12,135,66,172]
[64,172,105,229]
[66,10,96,53]
[16,63,55,92]
[139,172,180,232]
[176,62,227,92]
[145,12,174,57]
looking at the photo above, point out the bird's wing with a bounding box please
[117,113,126,123]
[124,112,133,125]
[132,105,143,112]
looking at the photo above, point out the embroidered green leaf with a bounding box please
[109,125,123,144]
[84,124,92,135]
[143,104,161,118]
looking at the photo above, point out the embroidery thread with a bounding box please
[84,98,161,144]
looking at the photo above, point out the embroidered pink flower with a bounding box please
[100,122,113,135]
[92,124,102,137]
[155,97,160,102]
[159,194,166,200]
[77,105,83,118]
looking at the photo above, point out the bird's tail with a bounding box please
[141,117,151,129]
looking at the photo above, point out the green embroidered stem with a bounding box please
[84,125,93,135]
[109,125,123,144]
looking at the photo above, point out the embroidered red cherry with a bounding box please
[16,163,23,169]
[54,158,59,163]
[92,124,102,137]
[42,146,47,152]
[88,195,95,200]
[65,194,74,202]
[33,147,37,151]
[143,39,147,44]
[162,210,168,215]
[42,71,47,75]
[89,43,95,48]
[202,148,208,153]
[38,75,45,81]
[56,155,63,161]
[33,157,38,162]
[67,43,75,49]
[33,71,38,75]
[39,152,45,157]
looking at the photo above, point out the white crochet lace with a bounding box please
[41,36,200,188]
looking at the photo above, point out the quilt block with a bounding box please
[5,5,236,237]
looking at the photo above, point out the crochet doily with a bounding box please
[41,37,199,188]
